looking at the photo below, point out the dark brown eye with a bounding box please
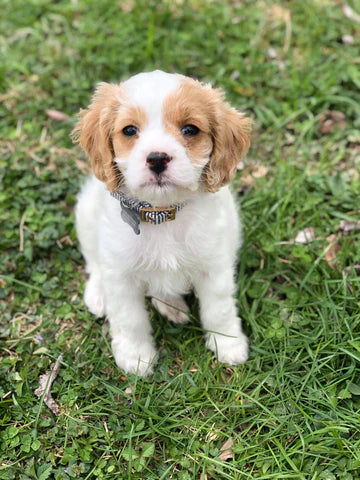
[181,124,199,136]
[122,125,138,137]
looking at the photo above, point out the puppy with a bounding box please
[72,70,251,376]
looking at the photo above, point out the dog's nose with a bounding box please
[146,152,171,175]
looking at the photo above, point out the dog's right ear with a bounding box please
[204,88,252,193]
[71,82,123,192]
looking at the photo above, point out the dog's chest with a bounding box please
[131,224,199,271]
[126,225,201,296]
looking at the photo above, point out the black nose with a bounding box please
[146,151,171,175]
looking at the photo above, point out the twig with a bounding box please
[283,10,292,53]
[19,211,26,252]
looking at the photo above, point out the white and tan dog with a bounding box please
[73,70,251,376]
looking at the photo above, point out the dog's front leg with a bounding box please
[194,267,249,366]
[104,277,158,376]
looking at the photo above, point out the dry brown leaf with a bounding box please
[318,110,346,134]
[233,86,254,97]
[338,219,360,235]
[294,227,316,244]
[252,165,269,178]
[241,164,269,186]
[324,234,341,269]
[46,109,70,121]
[34,355,63,416]
[219,438,233,462]
[268,4,290,21]
[119,0,135,13]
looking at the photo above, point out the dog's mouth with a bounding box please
[141,175,175,189]
[156,178,172,188]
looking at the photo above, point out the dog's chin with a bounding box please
[129,179,200,205]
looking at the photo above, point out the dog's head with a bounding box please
[72,70,251,204]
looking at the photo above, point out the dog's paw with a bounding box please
[84,276,105,318]
[206,331,249,366]
[112,338,158,377]
[151,296,190,324]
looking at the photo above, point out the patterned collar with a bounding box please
[111,191,186,235]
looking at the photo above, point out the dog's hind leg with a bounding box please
[151,296,190,324]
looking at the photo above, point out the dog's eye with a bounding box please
[181,124,199,136]
[122,125,138,137]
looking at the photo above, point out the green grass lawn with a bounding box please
[1,0,360,478]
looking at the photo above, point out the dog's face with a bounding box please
[73,70,251,204]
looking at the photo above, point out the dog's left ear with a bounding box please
[204,91,252,193]
[71,82,123,192]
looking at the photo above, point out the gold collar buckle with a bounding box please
[140,206,176,223]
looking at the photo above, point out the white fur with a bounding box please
[116,71,208,206]
[75,71,249,376]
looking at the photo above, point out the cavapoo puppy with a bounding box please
[72,70,251,376]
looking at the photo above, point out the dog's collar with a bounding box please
[111,191,186,235]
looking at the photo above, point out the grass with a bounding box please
[1,0,360,478]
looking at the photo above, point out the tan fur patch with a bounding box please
[163,77,252,191]
[163,79,214,165]
[112,105,148,159]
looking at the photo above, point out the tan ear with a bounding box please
[204,91,252,193]
[72,82,123,192]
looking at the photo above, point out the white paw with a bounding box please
[151,296,190,324]
[112,337,158,377]
[206,331,249,365]
[84,276,105,318]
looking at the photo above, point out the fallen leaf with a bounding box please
[343,5,360,24]
[241,164,269,184]
[338,219,360,234]
[233,86,254,97]
[342,34,354,44]
[219,438,233,462]
[268,4,290,22]
[230,70,240,81]
[284,132,296,145]
[46,109,70,121]
[237,160,245,171]
[34,355,63,416]
[294,227,315,244]
[119,0,135,12]
[324,234,341,269]
[345,263,360,274]
[267,47,278,59]
[252,165,269,178]
[318,110,346,134]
